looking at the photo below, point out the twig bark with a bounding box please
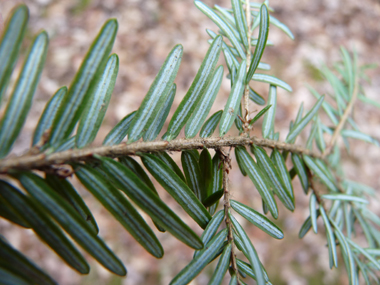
[323,72,359,157]
[243,0,252,130]
[307,168,325,207]
[0,136,322,173]
[218,148,240,284]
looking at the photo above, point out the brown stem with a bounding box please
[0,136,322,173]
[323,72,359,157]
[243,0,252,131]
[307,168,325,207]
[218,148,240,283]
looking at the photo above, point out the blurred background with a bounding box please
[0,0,379,284]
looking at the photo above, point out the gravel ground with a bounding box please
[0,0,379,284]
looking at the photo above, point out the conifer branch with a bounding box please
[0,2,377,284]
[0,136,322,173]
